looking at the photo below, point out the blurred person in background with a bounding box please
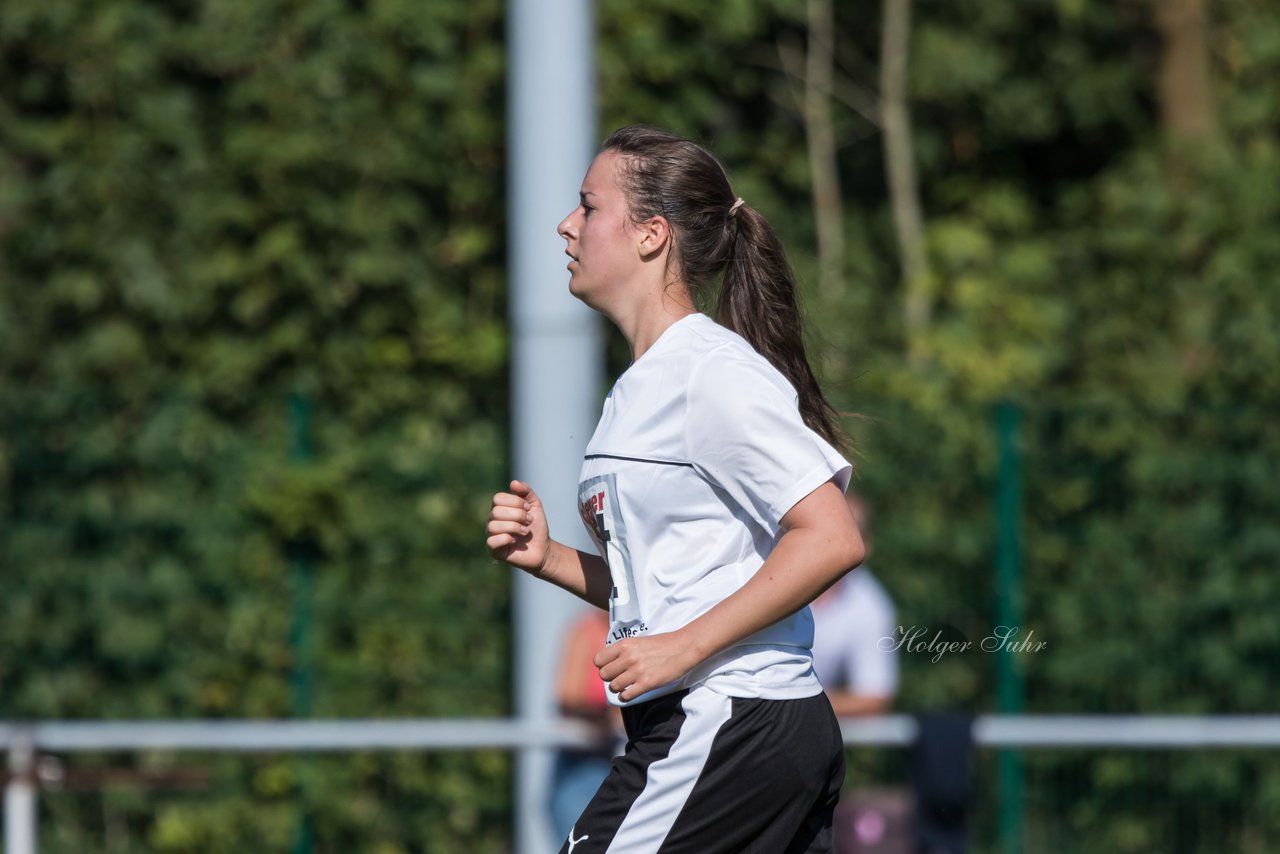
[547,608,625,844]
[811,491,898,718]
[812,492,910,854]
[487,125,864,853]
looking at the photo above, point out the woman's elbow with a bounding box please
[826,524,865,576]
[842,534,867,573]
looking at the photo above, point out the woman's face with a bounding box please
[557,150,643,310]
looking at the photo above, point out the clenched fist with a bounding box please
[486,480,551,575]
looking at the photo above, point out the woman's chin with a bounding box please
[567,276,595,305]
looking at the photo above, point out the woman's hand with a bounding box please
[594,632,701,703]
[486,480,551,575]
[486,481,614,608]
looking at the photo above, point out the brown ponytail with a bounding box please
[601,125,848,452]
[719,204,845,450]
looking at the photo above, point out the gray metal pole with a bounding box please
[508,1,599,852]
[5,729,37,854]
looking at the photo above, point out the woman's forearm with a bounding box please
[540,540,613,610]
[679,524,864,666]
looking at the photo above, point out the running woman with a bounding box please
[487,125,866,853]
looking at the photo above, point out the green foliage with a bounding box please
[1,0,509,850]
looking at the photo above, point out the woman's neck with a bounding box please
[615,284,697,361]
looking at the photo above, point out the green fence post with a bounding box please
[995,400,1026,854]
[288,391,315,854]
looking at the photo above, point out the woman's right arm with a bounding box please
[487,479,613,609]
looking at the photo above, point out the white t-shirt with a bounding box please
[810,567,899,698]
[576,313,852,706]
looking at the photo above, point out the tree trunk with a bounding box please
[805,0,844,302]
[880,0,930,363]
[1154,0,1217,139]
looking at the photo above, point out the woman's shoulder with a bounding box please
[682,313,755,355]
[685,323,795,397]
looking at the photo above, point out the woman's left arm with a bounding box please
[595,479,865,702]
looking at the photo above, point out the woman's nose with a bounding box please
[557,209,577,239]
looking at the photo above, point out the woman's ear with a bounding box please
[637,215,671,260]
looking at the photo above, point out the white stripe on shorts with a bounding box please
[606,689,734,853]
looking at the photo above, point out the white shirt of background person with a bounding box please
[810,566,898,716]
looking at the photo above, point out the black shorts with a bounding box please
[558,688,845,853]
